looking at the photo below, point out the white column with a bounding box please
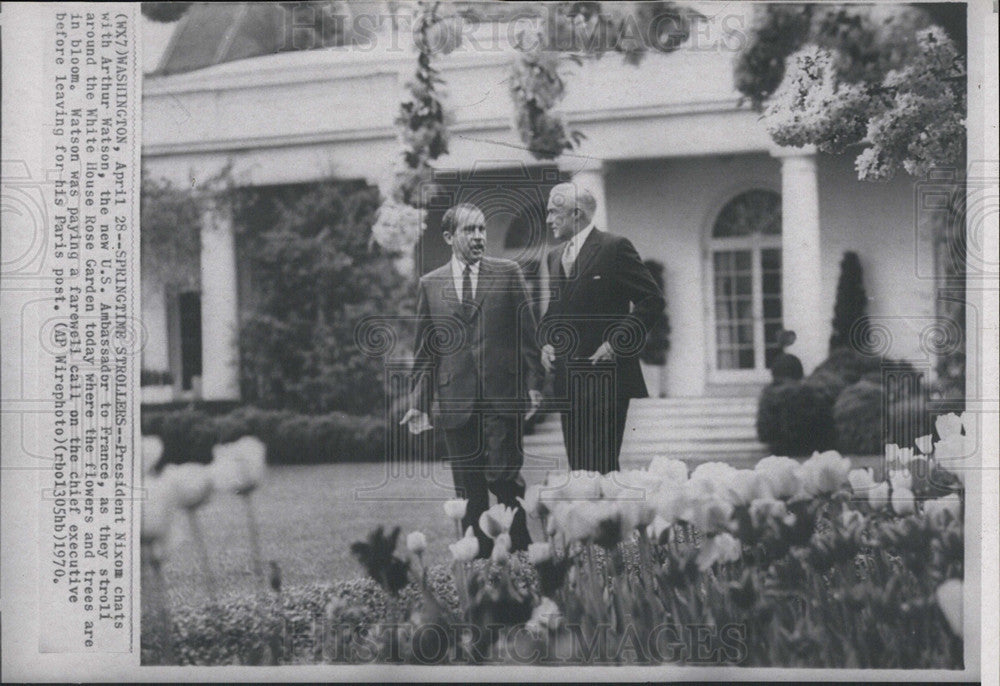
[560,159,609,230]
[772,145,825,373]
[199,196,241,400]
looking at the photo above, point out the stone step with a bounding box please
[524,439,769,458]
[525,425,760,445]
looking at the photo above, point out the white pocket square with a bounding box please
[592,275,602,279]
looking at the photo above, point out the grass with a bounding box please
[150,459,559,605]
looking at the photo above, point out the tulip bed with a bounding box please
[142,414,970,668]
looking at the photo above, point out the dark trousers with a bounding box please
[443,412,531,558]
[560,393,631,474]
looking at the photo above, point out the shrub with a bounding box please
[833,379,884,455]
[142,408,385,467]
[829,251,870,352]
[802,369,848,408]
[811,348,884,385]
[756,381,837,456]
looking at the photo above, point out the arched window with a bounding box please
[709,190,783,376]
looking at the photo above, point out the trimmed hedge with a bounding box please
[756,381,837,457]
[142,407,385,468]
[832,379,884,455]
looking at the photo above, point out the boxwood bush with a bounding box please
[142,407,385,468]
[756,380,837,456]
[832,379,885,455]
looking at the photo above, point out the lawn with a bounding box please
[152,459,561,605]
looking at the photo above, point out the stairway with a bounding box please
[522,396,769,470]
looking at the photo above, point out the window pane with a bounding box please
[738,348,755,369]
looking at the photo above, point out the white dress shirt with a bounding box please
[451,255,480,300]
[562,222,597,275]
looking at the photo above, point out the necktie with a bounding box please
[462,263,473,304]
[561,241,576,277]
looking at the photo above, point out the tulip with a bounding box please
[491,532,512,564]
[724,469,773,507]
[749,498,792,530]
[443,499,468,521]
[888,468,912,492]
[867,481,890,510]
[848,468,876,496]
[479,503,516,539]
[935,578,963,637]
[527,541,553,565]
[935,412,964,440]
[162,463,214,511]
[800,450,851,496]
[696,532,741,570]
[449,526,479,562]
[526,596,562,635]
[839,507,865,531]
[210,436,267,495]
[891,487,916,515]
[516,484,545,519]
[924,493,961,527]
[406,531,427,556]
[142,435,164,475]
[685,494,734,534]
[754,456,803,499]
[915,434,934,454]
[689,461,737,492]
[647,514,672,544]
[646,456,688,484]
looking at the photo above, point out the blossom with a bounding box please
[749,498,793,530]
[647,514,672,543]
[754,456,803,499]
[210,436,267,495]
[142,435,163,475]
[867,481,890,510]
[443,499,468,521]
[516,484,545,519]
[696,532,741,570]
[527,542,553,565]
[915,434,934,454]
[888,468,912,493]
[526,596,562,635]
[449,526,479,562]
[141,475,177,545]
[800,450,851,496]
[848,468,877,495]
[478,504,516,539]
[683,494,734,534]
[924,493,961,528]
[491,533,512,564]
[600,470,662,500]
[839,507,865,531]
[646,456,688,484]
[935,579,963,637]
[647,487,683,525]
[935,412,964,440]
[689,461,738,491]
[371,199,425,253]
[406,531,427,556]
[885,443,914,467]
[162,463,213,511]
[554,500,623,547]
[891,487,916,516]
[723,469,774,507]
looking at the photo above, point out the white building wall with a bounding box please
[140,278,170,374]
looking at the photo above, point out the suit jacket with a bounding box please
[411,257,544,429]
[542,228,665,400]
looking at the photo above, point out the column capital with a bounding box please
[769,143,818,159]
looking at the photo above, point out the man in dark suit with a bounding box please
[401,203,543,556]
[541,182,666,474]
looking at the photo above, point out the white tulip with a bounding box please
[406,531,427,555]
[448,526,479,562]
[646,456,688,484]
[867,481,890,510]
[754,456,804,499]
[526,596,562,635]
[210,436,266,495]
[527,541,553,565]
[891,487,916,516]
[935,413,964,440]
[516,484,545,519]
[443,498,468,521]
[491,533,512,563]
[888,468,912,492]
[800,450,851,496]
[478,503,516,539]
[924,494,961,527]
[696,532,741,570]
[915,434,934,454]
[162,463,213,511]
[848,468,876,495]
[723,469,773,507]
[647,514,672,543]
